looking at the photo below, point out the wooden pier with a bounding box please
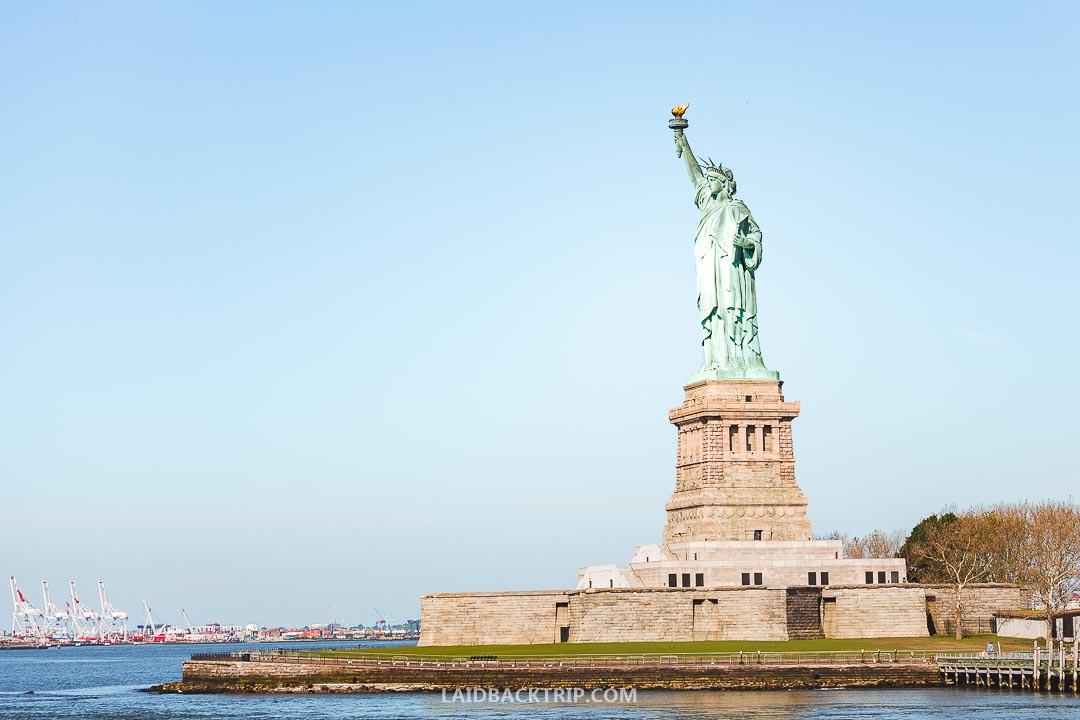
[937,641,1079,692]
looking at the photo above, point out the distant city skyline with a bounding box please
[2,2,1078,626]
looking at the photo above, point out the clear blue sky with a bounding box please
[2,2,1077,627]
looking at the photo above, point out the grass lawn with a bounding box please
[307,635,1014,660]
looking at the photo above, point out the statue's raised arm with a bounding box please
[677,133,704,187]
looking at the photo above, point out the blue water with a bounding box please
[1,641,1078,718]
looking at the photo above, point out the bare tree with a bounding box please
[911,508,1003,639]
[844,529,905,559]
[904,500,1080,641]
[985,502,1031,585]
[1020,499,1080,642]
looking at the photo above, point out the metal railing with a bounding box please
[936,652,1035,664]
[188,648,934,669]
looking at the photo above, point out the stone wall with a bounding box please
[419,591,568,646]
[420,584,1028,647]
[570,588,790,643]
[569,589,692,643]
[421,585,940,646]
[420,588,793,646]
[822,587,929,638]
[923,584,1027,635]
[177,657,943,693]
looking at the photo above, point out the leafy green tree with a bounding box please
[899,512,958,583]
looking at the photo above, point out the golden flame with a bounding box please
[671,103,690,118]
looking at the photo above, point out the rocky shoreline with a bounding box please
[153,657,944,694]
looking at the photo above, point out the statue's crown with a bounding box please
[701,157,733,180]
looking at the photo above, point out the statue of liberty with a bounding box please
[670,105,778,381]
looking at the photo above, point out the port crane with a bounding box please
[40,581,70,640]
[142,601,158,638]
[181,607,200,639]
[9,576,43,639]
[69,580,101,639]
[97,580,129,640]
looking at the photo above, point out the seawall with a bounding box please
[162,655,943,694]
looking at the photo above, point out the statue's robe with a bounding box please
[693,180,766,370]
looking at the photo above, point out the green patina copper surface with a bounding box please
[672,110,779,382]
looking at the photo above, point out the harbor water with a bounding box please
[2,641,1079,719]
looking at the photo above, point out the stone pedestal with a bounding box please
[663,379,811,544]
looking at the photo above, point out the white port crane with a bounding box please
[180,607,208,641]
[69,580,101,639]
[181,607,195,632]
[9,576,43,640]
[40,581,71,640]
[97,580,129,640]
[142,600,158,637]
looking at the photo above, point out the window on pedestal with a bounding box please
[753,572,763,586]
[865,571,874,584]
[763,425,774,454]
[695,573,704,587]
[878,571,886,584]
[668,574,677,587]
[891,571,899,584]
[808,572,817,586]
[728,425,737,453]
[754,530,763,541]
[741,573,751,586]
[821,572,829,585]
[746,425,756,453]
[682,573,691,588]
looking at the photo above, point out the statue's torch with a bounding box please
[670,103,689,157]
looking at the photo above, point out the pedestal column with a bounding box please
[663,379,812,544]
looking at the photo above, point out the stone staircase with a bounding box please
[785,588,825,640]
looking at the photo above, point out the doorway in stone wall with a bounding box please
[692,598,721,641]
[555,602,569,643]
[821,596,837,637]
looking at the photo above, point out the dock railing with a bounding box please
[937,645,1079,692]
[188,648,933,668]
[935,651,1034,664]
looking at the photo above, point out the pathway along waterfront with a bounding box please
[165,648,941,693]
[163,646,1080,694]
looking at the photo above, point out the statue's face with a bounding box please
[707,173,730,197]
